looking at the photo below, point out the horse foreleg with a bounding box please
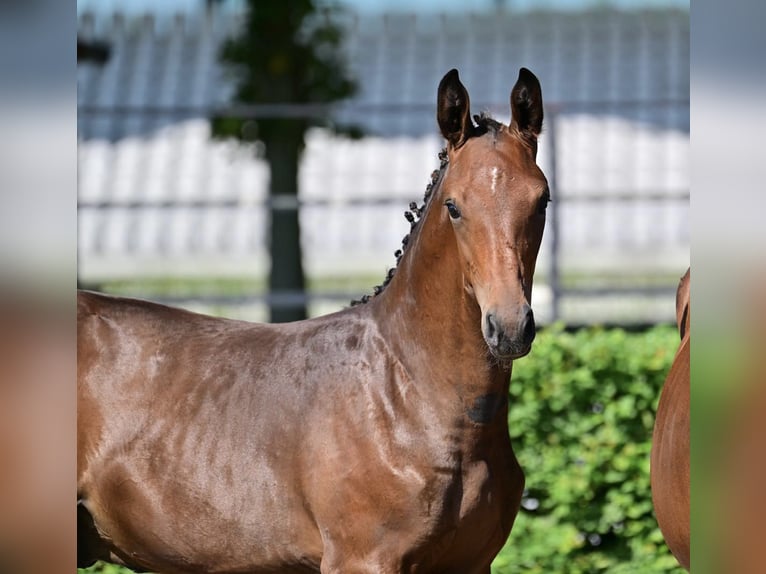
[320,557,494,574]
[77,500,110,568]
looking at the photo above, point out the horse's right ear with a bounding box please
[437,69,472,148]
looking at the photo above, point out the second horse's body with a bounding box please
[651,268,691,570]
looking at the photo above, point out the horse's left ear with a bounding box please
[510,67,543,144]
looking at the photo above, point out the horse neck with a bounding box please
[371,183,511,396]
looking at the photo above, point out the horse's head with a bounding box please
[436,68,548,360]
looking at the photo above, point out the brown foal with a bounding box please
[78,67,548,573]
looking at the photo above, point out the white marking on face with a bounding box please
[491,166,500,195]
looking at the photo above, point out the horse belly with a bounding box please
[80,452,323,573]
[79,373,323,570]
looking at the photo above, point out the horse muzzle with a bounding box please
[482,304,536,360]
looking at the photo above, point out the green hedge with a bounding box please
[79,565,131,574]
[81,325,683,574]
[492,324,683,573]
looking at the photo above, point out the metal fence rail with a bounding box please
[77,100,689,325]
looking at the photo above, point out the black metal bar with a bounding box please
[134,291,359,308]
[557,286,678,298]
[76,99,690,119]
[77,195,422,210]
[124,285,679,315]
[554,190,690,202]
[76,189,690,211]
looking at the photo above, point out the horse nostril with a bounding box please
[521,307,536,345]
[485,313,497,340]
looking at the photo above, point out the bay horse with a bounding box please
[78,67,549,573]
[651,268,690,570]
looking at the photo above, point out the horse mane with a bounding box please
[350,147,449,306]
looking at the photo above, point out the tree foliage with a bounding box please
[213,1,357,143]
[210,1,358,322]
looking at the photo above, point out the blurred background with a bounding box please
[77,0,689,326]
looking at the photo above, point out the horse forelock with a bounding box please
[473,112,503,139]
[350,148,449,307]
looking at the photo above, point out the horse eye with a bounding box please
[445,200,461,220]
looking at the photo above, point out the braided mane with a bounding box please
[350,113,501,306]
[350,147,449,306]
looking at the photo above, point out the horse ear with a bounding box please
[437,69,473,148]
[676,267,690,340]
[510,67,543,143]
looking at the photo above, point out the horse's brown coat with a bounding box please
[651,268,690,570]
[77,68,548,573]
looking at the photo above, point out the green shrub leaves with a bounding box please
[493,324,683,573]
